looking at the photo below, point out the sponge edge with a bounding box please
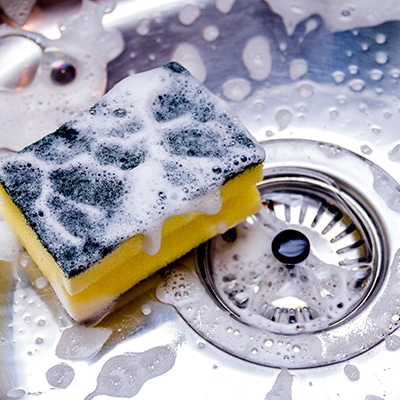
[50,165,263,322]
[0,62,266,322]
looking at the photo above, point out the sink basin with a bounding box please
[1,1,400,399]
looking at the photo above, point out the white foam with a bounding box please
[265,0,400,35]
[0,64,265,287]
[46,363,75,389]
[85,345,176,400]
[242,36,272,81]
[55,325,112,360]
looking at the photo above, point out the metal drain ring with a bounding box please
[198,169,382,335]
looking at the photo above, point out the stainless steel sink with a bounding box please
[1,0,400,399]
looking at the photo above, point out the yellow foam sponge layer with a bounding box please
[0,63,265,322]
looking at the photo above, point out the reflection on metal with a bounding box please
[0,35,42,91]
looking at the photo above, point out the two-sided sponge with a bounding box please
[0,62,265,322]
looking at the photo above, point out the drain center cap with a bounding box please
[272,229,310,265]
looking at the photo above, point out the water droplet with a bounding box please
[329,108,339,119]
[348,79,365,92]
[46,363,75,389]
[37,318,46,326]
[318,143,342,158]
[297,83,315,99]
[251,348,258,355]
[215,0,236,14]
[18,254,30,268]
[361,42,369,51]
[385,334,400,351]
[264,339,274,347]
[384,111,392,119]
[375,33,387,44]
[202,25,219,42]
[361,145,372,155]
[242,35,272,81]
[292,345,301,353]
[332,71,345,83]
[289,58,308,80]
[371,125,381,134]
[178,4,201,26]
[389,144,400,162]
[275,109,292,130]
[375,51,388,65]
[35,276,48,289]
[222,78,251,101]
[279,42,287,52]
[252,100,264,112]
[369,69,384,81]
[35,337,44,344]
[390,69,400,79]
[348,64,358,75]
[197,341,205,349]
[50,60,76,85]
[6,388,26,399]
[344,364,360,381]
[136,19,150,36]
[341,9,351,17]
[141,304,152,316]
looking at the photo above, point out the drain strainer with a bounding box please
[198,170,381,335]
[158,139,400,368]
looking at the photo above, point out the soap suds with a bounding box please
[344,363,360,381]
[46,363,75,389]
[0,63,265,277]
[85,345,176,400]
[242,36,272,81]
[55,325,112,360]
[265,369,294,400]
[265,0,400,35]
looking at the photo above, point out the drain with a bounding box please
[158,139,400,368]
[197,169,381,335]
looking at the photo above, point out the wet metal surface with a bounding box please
[1,0,400,399]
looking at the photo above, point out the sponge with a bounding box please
[0,62,265,322]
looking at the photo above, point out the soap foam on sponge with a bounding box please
[0,62,265,322]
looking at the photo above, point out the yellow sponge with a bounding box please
[0,63,265,322]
